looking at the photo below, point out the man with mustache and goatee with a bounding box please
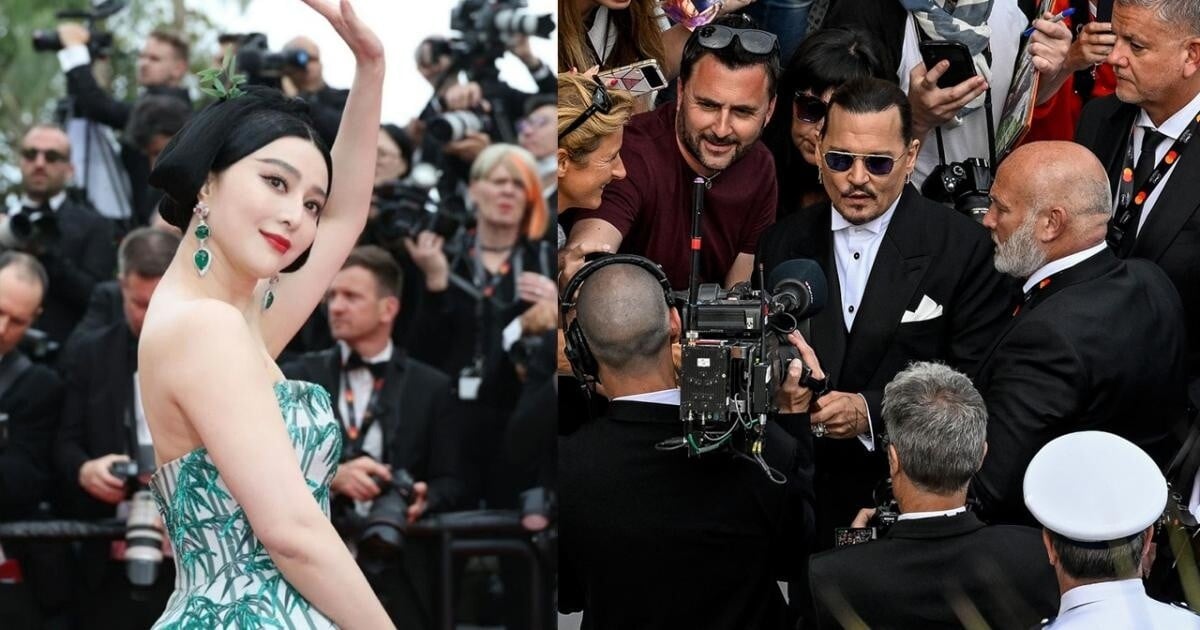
[973,141,1187,526]
[755,76,1009,558]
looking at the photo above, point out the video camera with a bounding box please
[372,163,474,244]
[675,178,829,459]
[223,33,311,89]
[31,0,126,58]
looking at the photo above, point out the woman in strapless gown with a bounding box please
[136,1,394,627]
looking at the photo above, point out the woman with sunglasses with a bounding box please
[762,27,892,218]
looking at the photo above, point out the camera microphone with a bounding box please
[767,259,827,319]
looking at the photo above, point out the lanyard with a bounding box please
[341,369,384,445]
[466,237,524,369]
[1111,114,1200,246]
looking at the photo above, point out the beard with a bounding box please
[993,213,1047,278]
[677,112,751,173]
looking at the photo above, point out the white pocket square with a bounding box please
[902,295,943,323]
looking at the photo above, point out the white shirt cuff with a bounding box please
[501,317,523,353]
[1188,467,1200,520]
[856,393,876,452]
[58,45,91,72]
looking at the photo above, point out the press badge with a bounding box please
[459,367,482,401]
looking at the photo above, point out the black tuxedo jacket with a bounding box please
[808,511,1059,629]
[1076,96,1200,393]
[54,320,137,520]
[33,197,116,344]
[0,352,63,519]
[282,347,464,513]
[755,186,1010,538]
[559,400,814,630]
[973,249,1188,524]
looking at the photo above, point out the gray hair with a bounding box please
[0,251,48,295]
[882,362,987,495]
[1049,530,1147,580]
[1116,0,1200,36]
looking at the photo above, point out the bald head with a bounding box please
[283,36,324,91]
[1001,142,1112,221]
[575,263,671,373]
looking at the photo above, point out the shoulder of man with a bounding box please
[4,358,63,403]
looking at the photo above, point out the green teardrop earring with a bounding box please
[193,202,212,276]
[263,275,279,311]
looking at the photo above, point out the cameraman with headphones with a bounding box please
[558,256,818,629]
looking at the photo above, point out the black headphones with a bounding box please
[559,254,674,385]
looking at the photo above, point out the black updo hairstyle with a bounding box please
[149,86,333,272]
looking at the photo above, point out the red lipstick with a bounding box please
[261,231,291,254]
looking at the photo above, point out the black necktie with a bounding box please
[344,352,385,378]
[1117,129,1168,257]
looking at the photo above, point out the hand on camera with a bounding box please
[331,455,392,502]
[811,391,869,439]
[1027,11,1073,75]
[776,330,826,415]
[443,82,484,111]
[406,481,429,524]
[850,508,877,528]
[444,131,491,163]
[907,61,989,138]
[403,231,450,291]
[57,23,90,48]
[1067,22,1116,72]
[79,453,131,505]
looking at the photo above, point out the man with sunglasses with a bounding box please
[8,124,116,346]
[756,78,1009,560]
[563,15,781,290]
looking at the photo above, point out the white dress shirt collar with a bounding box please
[18,191,67,212]
[1135,89,1200,141]
[830,195,900,234]
[337,339,394,366]
[895,506,968,522]
[1022,242,1108,295]
[612,388,681,406]
[1058,578,1145,617]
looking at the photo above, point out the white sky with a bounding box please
[204,0,557,126]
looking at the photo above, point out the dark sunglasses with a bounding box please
[823,150,897,176]
[20,148,68,164]
[695,24,779,55]
[793,92,828,124]
[559,76,613,141]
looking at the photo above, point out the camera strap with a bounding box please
[341,366,384,447]
[0,352,31,403]
[918,25,998,171]
[466,236,524,375]
[1109,115,1200,253]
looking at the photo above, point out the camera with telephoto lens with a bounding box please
[31,0,125,58]
[358,467,417,556]
[450,0,555,65]
[122,490,165,586]
[0,209,60,253]
[922,158,994,222]
[428,108,497,145]
[675,259,829,458]
[373,163,473,243]
[228,33,311,88]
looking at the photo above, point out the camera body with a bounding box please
[373,166,474,243]
[231,33,311,88]
[450,0,555,58]
[31,0,126,58]
[922,157,994,222]
[0,208,60,253]
[359,467,417,556]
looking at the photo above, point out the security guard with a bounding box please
[1024,431,1200,629]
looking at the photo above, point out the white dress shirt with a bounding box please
[1022,242,1108,295]
[895,506,967,522]
[1126,89,1200,235]
[612,388,681,406]
[831,198,900,331]
[1047,579,1200,629]
[337,340,392,462]
[15,191,67,214]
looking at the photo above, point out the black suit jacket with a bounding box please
[0,352,63,519]
[1076,96,1200,395]
[808,511,1059,629]
[282,347,464,513]
[558,400,815,630]
[973,249,1188,524]
[32,197,116,344]
[755,186,1010,537]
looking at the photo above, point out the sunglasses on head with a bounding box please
[823,150,898,176]
[793,92,828,124]
[559,77,613,141]
[20,148,68,164]
[695,24,779,55]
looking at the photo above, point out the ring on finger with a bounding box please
[813,423,827,438]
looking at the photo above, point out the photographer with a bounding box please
[281,36,349,147]
[7,124,117,346]
[516,94,557,215]
[52,228,179,626]
[807,362,1057,629]
[55,25,191,224]
[282,246,463,630]
[0,253,64,623]
[558,257,816,629]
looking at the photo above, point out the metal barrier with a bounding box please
[0,510,554,630]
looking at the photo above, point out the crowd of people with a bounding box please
[0,2,556,628]
[557,0,1200,628]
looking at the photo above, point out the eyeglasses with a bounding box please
[559,77,612,141]
[793,92,828,124]
[20,148,68,164]
[695,24,779,55]
[518,114,553,135]
[823,150,898,176]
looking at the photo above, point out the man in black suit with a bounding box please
[559,258,818,630]
[756,77,1010,544]
[282,246,462,630]
[1074,0,1200,402]
[0,253,65,624]
[53,227,179,626]
[10,124,116,346]
[809,362,1059,629]
[974,141,1188,524]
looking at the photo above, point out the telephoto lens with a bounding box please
[124,490,165,586]
[359,468,416,556]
